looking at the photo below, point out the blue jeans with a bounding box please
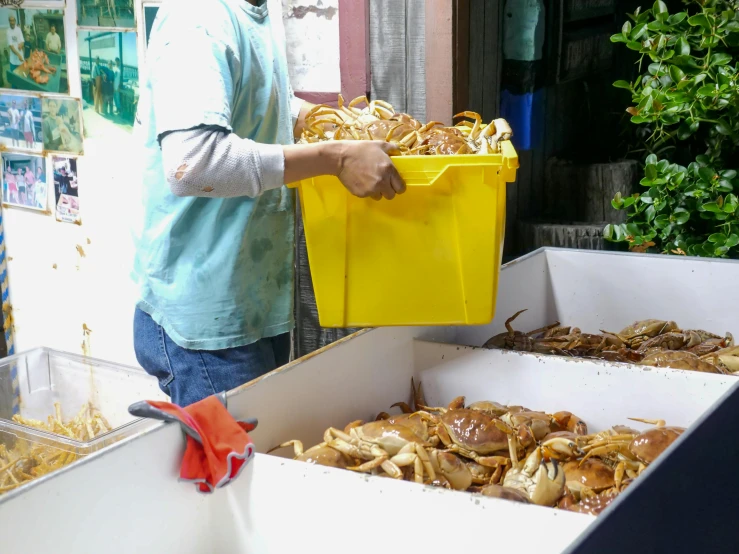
[133,308,290,407]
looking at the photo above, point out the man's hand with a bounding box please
[283,140,407,201]
[336,141,406,201]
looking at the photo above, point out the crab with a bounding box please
[324,420,435,483]
[472,483,531,503]
[426,449,472,491]
[606,319,679,349]
[268,440,354,469]
[576,419,685,482]
[640,350,726,374]
[562,458,617,499]
[482,309,564,351]
[700,345,739,373]
[500,424,566,506]
[416,408,512,469]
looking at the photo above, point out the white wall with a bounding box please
[2,0,341,368]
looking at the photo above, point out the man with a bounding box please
[6,16,24,75]
[112,58,122,115]
[91,57,103,114]
[45,24,62,54]
[34,164,46,209]
[132,0,405,407]
[42,99,62,151]
[8,100,20,148]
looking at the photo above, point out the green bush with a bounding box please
[604,0,739,257]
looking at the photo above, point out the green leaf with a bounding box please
[676,37,690,56]
[631,116,647,124]
[725,234,739,248]
[613,80,631,90]
[622,21,632,36]
[702,202,723,213]
[631,23,648,41]
[673,208,690,224]
[603,224,615,241]
[645,205,656,222]
[646,164,658,181]
[715,246,730,256]
[699,167,716,182]
[698,85,717,96]
[645,154,658,166]
[668,12,687,25]
[709,233,727,244]
[677,120,699,140]
[717,180,734,193]
[724,194,738,213]
[655,214,670,228]
[653,0,667,14]
[721,170,737,180]
[710,53,733,66]
[715,120,733,136]
[623,196,636,208]
[611,33,628,43]
[626,41,644,51]
[688,14,710,28]
[668,65,685,83]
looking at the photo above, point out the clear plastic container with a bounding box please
[0,348,166,494]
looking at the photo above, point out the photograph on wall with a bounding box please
[0,8,68,94]
[41,97,83,154]
[52,156,79,224]
[2,152,47,211]
[0,94,41,151]
[78,30,138,133]
[78,0,134,29]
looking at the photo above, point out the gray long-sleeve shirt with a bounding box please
[159,97,303,198]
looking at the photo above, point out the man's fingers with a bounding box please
[380,180,396,200]
[389,170,406,195]
[379,141,401,157]
[370,192,382,201]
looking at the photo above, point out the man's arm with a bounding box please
[152,17,405,201]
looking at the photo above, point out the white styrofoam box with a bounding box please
[453,248,739,348]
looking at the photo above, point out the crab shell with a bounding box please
[628,426,685,464]
[467,400,509,417]
[438,409,509,454]
[353,421,430,456]
[477,484,531,504]
[562,459,615,495]
[296,445,353,469]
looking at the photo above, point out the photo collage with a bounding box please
[0,0,142,223]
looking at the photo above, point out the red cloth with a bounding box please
[145,396,256,493]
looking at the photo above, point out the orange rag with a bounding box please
[143,396,256,493]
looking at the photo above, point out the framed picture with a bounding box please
[2,152,46,211]
[52,156,79,224]
[78,30,138,132]
[0,93,41,151]
[41,96,83,154]
[0,8,68,94]
[78,0,135,29]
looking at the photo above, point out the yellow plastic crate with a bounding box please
[288,140,519,327]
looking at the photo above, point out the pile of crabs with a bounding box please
[484,310,738,375]
[298,94,513,156]
[270,380,682,516]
